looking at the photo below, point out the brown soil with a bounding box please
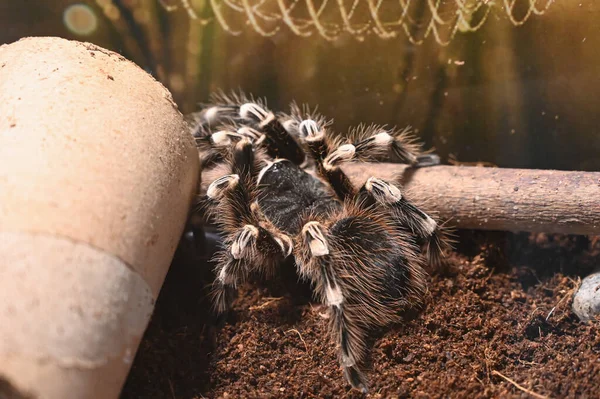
[121,231,600,399]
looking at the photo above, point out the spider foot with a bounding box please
[415,153,441,167]
[211,280,237,314]
[334,125,425,165]
[343,365,368,394]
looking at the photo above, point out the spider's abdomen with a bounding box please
[257,160,340,235]
[327,213,427,321]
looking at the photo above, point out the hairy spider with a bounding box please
[188,92,450,392]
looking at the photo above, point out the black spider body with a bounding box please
[257,160,339,234]
[190,92,449,392]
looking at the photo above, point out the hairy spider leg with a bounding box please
[205,138,293,313]
[296,220,369,392]
[358,177,450,267]
[296,207,427,393]
[189,92,306,168]
[186,114,223,171]
[238,102,306,165]
[295,118,355,201]
[323,125,440,170]
[198,123,279,172]
[188,108,251,171]
[187,104,241,136]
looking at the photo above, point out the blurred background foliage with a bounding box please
[1,0,598,170]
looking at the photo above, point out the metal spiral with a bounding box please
[158,0,554,44]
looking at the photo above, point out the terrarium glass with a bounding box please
[2,0,598,171]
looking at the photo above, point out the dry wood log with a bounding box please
[344,163,600,235]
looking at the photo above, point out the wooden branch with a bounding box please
[343,163,600,235]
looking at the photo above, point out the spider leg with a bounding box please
[190,91,306,165]
[210,255,251,313]
[238,101,306,165]
[205,138,293,312]
[296,220,368,392]
[210,221,291,313]
[295,118,355,201]
[332,304,368,392]
[186,101,249,171]
[194,124,261,171]
[358,177,450,267]
[186,104,240,136]
[324,125,440,169]
[296,208,428,392]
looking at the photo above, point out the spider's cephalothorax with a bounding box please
[189,92,450,392]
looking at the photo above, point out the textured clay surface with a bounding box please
[0,36,198,295]
[0,36,198,399]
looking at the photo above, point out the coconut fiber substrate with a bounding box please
[121,231,600,398]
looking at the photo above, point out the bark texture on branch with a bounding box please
[344,163,600,235]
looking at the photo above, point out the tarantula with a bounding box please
[188,92,449,392]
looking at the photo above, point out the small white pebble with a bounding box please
[572,271,600,321]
